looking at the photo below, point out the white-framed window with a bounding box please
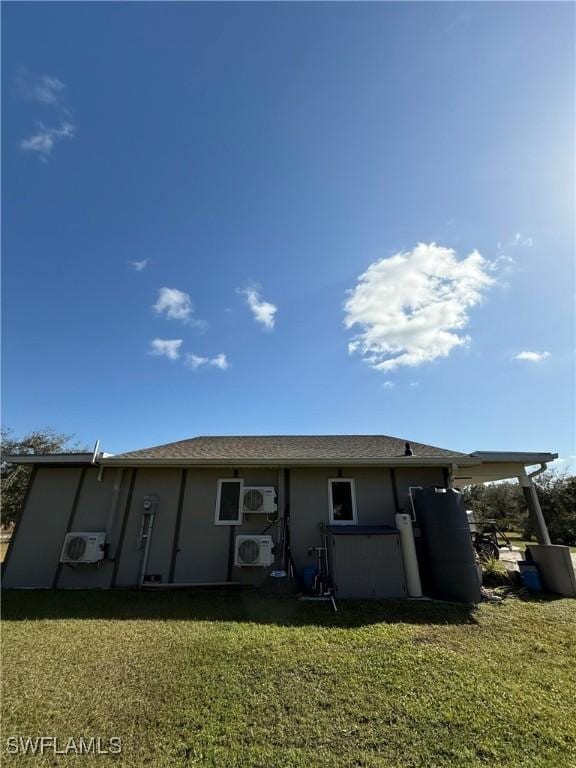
[214,478,244,525]
[328,478,358,525]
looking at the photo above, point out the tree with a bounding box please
[1,428,84,528]
[462,470,576,547]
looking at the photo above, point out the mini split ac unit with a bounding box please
[242,487,277,514]
[60,532,106,564]
[234,535,274,567]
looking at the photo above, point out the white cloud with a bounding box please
[498,233,533,250]
[381,381,395,390]
[20,121,76,160]
[149,338,183,361]
[344,243,495,373]
[19,73,66,105]
[512,233,533,248]
[514,351,550,362]
[153,287,205,327]
[130,259,149,272]
[409,382,420,388]
[185,353,229,371]
[239,285,277,330]
[210,353,229,370]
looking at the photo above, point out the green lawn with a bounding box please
[502,532,576,555]
[2,590,575,767]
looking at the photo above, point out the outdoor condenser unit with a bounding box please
[60,532,106,564]
[242,487,277,514]
[234,535,274,567]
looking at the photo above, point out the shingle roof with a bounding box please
[111,435,467,462]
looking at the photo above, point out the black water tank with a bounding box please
[414,487,481,604]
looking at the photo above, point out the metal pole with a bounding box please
[518,467,551,546]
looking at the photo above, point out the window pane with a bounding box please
[331,481,354,521]
[219,481,241,521]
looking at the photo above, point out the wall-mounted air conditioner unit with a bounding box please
[60,532,106,564]
[242,487,277,514]
[234,535,274,567]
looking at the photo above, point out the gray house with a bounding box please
[3,434,570,600]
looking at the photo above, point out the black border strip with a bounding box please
[52,467,88,589]
[169,468,187,583]
[1,465,38,579]
[111,468,137,587]
[390,468,401,514]
[226,469,240,581]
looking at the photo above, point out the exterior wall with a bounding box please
[173,468,281,586]
[113,468,182,586]
[3,463,447,591]
[393,467,447,515]
[288,467,399,574]
[57,468,129,589]
[3,466,119,589]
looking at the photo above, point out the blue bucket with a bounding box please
[518,561,542,592]
[301,565,318,591]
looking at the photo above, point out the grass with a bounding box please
[2,590,575,768]
[502,532,576,555]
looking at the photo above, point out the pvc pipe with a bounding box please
[518,466,551,545]
[395,513,423,598]
[139,513,155,588]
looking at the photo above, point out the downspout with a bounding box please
[518,463,551,546]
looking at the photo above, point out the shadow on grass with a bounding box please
[1,588,479,627]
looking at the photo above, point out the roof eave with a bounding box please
[100,456,473,468]
[4,453,97,466]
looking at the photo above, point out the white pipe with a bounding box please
[91,440,101,464]
[139,512,155,588]
[518,465,551,546]
[395,513,423,598]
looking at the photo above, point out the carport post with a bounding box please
[518,468,551,546]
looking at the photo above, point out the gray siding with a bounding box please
[4,468,86,588]
[57,468,124,589]
[173,468,281,586]
[114,469,181,586]
[288,467,399,574]
[4,462,448,593]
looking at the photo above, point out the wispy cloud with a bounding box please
[18,73,66,105]
[153,287,205,328]
[513,351,550,363]
[185,353,229,371]
[381,381,395,390]
[130,259,149,272]
[497,232,533,250]
[344,243,495,373]
[17,72,76,160]
[20,122,76,160]
[239,284,277,330]
[149,339,183,361]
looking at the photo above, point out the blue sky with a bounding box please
[2,2,574,466]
